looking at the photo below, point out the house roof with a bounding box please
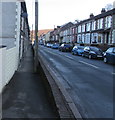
[38,29,53,37]
[60,22,74,31]
[75,8,115,26]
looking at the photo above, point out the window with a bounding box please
[105,16,112,28]
[82,34,85,43]
[78,25,81,33]
[77,34,82,43]
[86,22,90,31]
[108,16,112,28]
[97,18,103,29]
[100,19,103,29]
[85,33,90,43]
[98,36,101,43]
[92,21,96,30]
[82,24,85,32]
[72,28,74,34]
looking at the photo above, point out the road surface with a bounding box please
[38,45,114,118]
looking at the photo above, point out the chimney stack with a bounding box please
[90,13,94,18]
[57,26,61,28]
[101,8,106,13]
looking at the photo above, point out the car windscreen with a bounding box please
[65,44,70,47]
[78,46,84,49]
[53,44,59,46]
[90,47,101,52]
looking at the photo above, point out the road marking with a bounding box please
[45,49,58,56]
[79,61,99,69]
[43,49,74,60]
[65,55,74,60]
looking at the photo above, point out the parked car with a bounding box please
[39,42,44,45]
[46,43,53,48]
[71,46,84,55]
[59,44,73,52]
[51,43,59,49]
[82,46,103,59]
[103,47,115,64]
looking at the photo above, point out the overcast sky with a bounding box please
[26,0,114,30]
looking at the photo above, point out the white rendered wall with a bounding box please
[0,1,21,93]
[15,1,21,69]
[0,47,6,93]
[0,47,17,93]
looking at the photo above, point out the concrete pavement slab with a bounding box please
[2,45,58,119]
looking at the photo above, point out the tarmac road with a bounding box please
[39,45,114,119]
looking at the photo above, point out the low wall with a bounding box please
[0,47,18,93]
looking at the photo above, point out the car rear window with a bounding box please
[90,47,100,52]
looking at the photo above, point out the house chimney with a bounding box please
[57,26,61,28]
[101,8,106,13]
[90,13,94,18]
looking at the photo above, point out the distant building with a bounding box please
[72,8,115,48]
[59,22,74,43]
[38,29,53,38]
[45,31,52,43]
[30,29,53,44]
[49,26,61,43]
[37,29,53,44]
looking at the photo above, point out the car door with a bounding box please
[61,44,64,50]
[111,48,115,64]
[85,47,90,57]
[106,48,113,63]
[74,46,78,54]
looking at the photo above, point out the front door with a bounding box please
[106,32,109,44]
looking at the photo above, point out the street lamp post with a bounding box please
[34,0,38,72]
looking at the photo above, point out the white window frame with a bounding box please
[86,22,91,32]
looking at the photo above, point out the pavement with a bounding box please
[2,45,58,119]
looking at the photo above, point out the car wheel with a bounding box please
[82,53,84,57]
[76,52,78,55]
[104,57,108,63]
[89,55,92,59]
[72,52,74,55]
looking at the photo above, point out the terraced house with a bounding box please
[59,22,74,43]
[42,7,115,49]
[75,8,115,46]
